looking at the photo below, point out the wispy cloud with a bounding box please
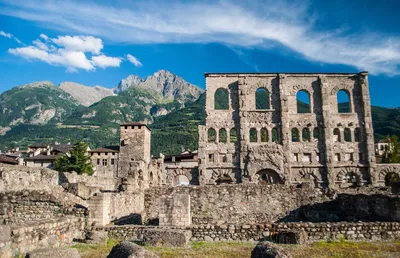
[1,30,22,44]
[8,34,124,71]
[0,0,399,74]
[126,54,143,67]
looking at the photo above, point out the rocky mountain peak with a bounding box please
[21,81,54,89]
[59,82,114,107]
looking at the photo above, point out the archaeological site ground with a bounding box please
[1,72,400,258]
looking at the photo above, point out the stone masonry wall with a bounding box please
[1,216,84,255]
[0,165,59,192]
[145,185,398,225]
[190,222,400,242]
[0,190,86,225]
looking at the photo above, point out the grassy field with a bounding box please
[72,240,400,258]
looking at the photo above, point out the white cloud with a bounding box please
[126,54,143,67]
[0,30,12,38]
[8,34,124,71]
[92,54,122,68]
[1,1,400,74]
[52,35,103,54]
[1,30,22,44]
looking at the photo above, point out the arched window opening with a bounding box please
[272,127,279,143]
[291,128,300,142]
[216,174,233,185]
[257,169,284,184]
[333,128,341,142]
[344,128,352,142]
[302,128,311,142]
[337,90,351,113]
[230,128,237,143]
[214,88,229,110]
[342,172,359,186]
[296,90,311,113]
[313,127,319,142]
[219,128,227,143]
[256,88,270,109]
[354,128,361,142]
[261,128,268,142]
[173,175,190,186]
[385,172,400,187]
[250,128,257,142]
[208,128,216,142]
[149,171,154,183]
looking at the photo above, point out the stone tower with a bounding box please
[117,122,151,184]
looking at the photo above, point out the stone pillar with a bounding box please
[159,193,191,227]
[197,125,207,185]
[238,77,249,181]
[359,72,376,185]
[88,193,111,226]
[319,76,335,188]
[278,74,292,185]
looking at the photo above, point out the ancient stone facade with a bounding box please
[198,72,379,187]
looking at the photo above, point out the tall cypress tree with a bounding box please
[55,140,93,175]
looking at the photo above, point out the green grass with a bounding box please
[72,239,119,258]
[72,240,400,258]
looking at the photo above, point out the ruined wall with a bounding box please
[0,190,86,225]
[62,171,120,191]
[88,192,145,226]
[198,72,376,188]
[190,222,400,242]
[0,217,84,255]
[0,164,59,191]
[145,185,398,226]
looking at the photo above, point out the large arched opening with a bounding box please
[256,169,284,184]
[173,175,190,186]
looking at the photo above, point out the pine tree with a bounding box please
[55,140,93,175]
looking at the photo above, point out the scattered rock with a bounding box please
[251,241,292,258]
[86,230,108,244]
[107,241,159,258]
[26,247,81,258]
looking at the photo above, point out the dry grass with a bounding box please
[72,240,400,258]
[288,240,400,258]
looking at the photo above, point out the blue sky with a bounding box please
[0,0,399,107]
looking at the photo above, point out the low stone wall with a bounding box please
[144,185,398,225]
[0,190,87,225]
[0,216,84,255]
[0,165,59,192]
[62,172,120,191]
[94,225,191,247]
[190,222,400,242]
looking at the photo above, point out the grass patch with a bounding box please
[143,241,255,258]
[72,239,400,258]
[72,239,119,258]
[289,240,400,258]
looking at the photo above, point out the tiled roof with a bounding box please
[88,146,120,153]
[51,144,71,153]
[0,154,18,164]
[25,154,61,161]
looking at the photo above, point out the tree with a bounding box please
[55,140,93,175]
[381,135,400,163]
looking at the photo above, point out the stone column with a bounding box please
[238,77,250,182]
[359,72,376,185]
[319,76,335,188]
[278,74,292,185]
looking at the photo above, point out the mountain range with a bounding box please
[0,70,398,155]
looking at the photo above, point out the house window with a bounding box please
[98,152,100,155]
[293,153,299,162]
[105,152,108,156]
[112,152,115,155]
[97,159,100,165]
[102,159,108,166]
[111,159,115,165]
[335,153,341,162]
[208,154,214,162]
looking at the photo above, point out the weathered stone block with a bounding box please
[107,241,159,258]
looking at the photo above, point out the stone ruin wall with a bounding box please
[144,184,400,226]
[197,73,381,187]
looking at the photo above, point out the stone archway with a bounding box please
[173,175,190,186]
[256,169,284,184]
